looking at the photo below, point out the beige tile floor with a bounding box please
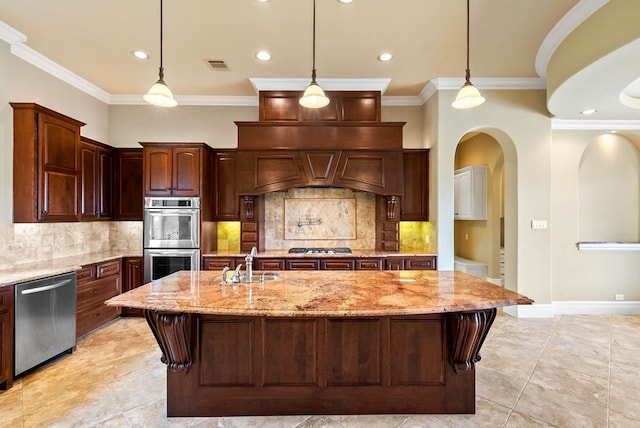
[1,313,639,428]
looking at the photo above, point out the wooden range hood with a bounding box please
[235,91,406,196]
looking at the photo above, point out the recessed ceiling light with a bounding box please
[580,109,597,115]
[338,0,354,3]
[255,51,271,61]
[256,0,269,2]
[132,50,149,60]
[377,52,393,62]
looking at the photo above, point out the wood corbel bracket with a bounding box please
[144,310,192,374]
[448,308,497,373]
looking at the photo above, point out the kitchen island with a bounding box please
[106,270,533,417]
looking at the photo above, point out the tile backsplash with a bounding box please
[0,221,142,270]
[264,188,376,250]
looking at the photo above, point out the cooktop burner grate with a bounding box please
[288,247,352,254]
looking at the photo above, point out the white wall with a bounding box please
[432,89,553,307]
[552,130,640,301]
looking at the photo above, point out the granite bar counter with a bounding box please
[106,270,533,417]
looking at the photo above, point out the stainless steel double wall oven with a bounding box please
[143,197,200,283]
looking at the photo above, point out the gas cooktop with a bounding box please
[287,247,353,254]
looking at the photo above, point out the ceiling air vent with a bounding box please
[206,59,229,71]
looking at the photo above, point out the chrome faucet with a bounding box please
[221,266,230,284]
[245,247,258,283]
[230,264,242,283]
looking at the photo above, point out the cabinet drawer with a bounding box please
[76,304,120,337]
[286,259,320,270]
[257,259,285,270]
[77,276,120,309]
[203,257,235,270]
[404,256,437,270]
[355,259,383,270]
[96,260,121,278]
[321,259,355,270]
[76,266,96,285]
[0,287,12,313]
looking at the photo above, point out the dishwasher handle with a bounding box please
[20,278,73,295]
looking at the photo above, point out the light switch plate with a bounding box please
[531,220,548,230]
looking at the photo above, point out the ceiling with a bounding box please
[0,0,638,121]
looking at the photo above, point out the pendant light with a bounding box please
[144,0,177,108]
[299,0,330,109]
[452,0,485,109]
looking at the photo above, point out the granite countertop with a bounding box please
[0,251,142,288]
[106,270,533,317]
[203,250,437,258]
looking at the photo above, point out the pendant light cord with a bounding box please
[465,0,471,83]
[159,0,165,81]
[311,0,318,83]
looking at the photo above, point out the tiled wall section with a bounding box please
[263,188,376,250]
[400,221,436,253]
[0,222,142,270]
[216,221,241,253]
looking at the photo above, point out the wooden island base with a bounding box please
[145,309,496,417]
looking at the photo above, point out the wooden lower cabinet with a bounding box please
[76,260,121,338]
[203,256,436,271]
[122,257,143,317]
[387,256,437,270]
[0,286,14,390]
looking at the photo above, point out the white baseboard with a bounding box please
[512,301,640,318]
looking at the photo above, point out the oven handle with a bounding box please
[20,279,72,295]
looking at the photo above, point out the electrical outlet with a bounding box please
[531,220,548,230]
[615,294,624,301]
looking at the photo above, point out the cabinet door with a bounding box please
[385,258,404,270]
[38,113,79,221]
[214,151,240,219]
[0,286,14,390]
[122,257,143,316]
[98,149,114,220]
[144,147,173,196]
[401,150,429,220]
[79,141,98,220]
[173,148,201,196]
[115,149,143,220]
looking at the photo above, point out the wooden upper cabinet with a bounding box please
[400,150,429,221]
[79,137,114,221]
[214,151,240,220]
[333,150,404,196]
[259,91,380,122]
[11,103,85,222]
[114,149,143,220]
[142,144,202,197]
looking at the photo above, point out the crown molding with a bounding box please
[552,118,640,130]
[10,43,111,103]
[249,77,391,94]
[535,0,609,78]
[110,95,259,106]
[0,20,26,44]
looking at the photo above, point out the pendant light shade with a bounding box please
[452,0,484,109]
[300,0,329,109]
[144,0,177,108]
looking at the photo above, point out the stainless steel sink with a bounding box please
[239,272,281,282]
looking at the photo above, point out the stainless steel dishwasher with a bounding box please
[14,271,77,376]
